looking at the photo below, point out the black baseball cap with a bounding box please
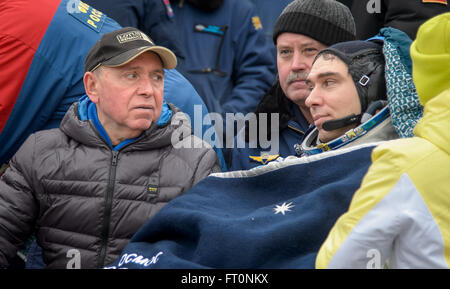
[84,27,177,73]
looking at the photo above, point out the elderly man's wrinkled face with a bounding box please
[305,54,361,143]
[276,33,327,122]
[85,52,164,144]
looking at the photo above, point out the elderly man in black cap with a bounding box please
[0,27,220,269]
[229,0,357,171]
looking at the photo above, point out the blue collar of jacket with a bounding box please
[286,103,309,135]
[77,95,172,151]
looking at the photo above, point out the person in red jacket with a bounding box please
[0,0,122,169]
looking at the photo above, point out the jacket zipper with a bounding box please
[97,150,119,268]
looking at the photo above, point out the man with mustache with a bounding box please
[229,0,356,170]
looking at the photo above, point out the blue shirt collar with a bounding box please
[87,101,137,151]
[288,103,309,133]
[78,95,172,151]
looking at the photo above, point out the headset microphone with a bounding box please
[322,114,362,131]
[322,100,388,132]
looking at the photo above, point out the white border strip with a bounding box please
[212,141,388,179]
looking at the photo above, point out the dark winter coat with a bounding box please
[170,0,276,117]
[351,0,449,40]
[0,102,220,269]
[227,78,310,170]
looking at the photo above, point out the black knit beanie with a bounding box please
[273,0,356,46]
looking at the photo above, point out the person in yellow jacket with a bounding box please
[316,12,450,269]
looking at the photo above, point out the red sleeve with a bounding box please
[0,0,59,133]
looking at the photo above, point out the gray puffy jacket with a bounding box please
[0,102,220,268]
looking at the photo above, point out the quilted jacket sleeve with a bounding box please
[192,147,222,186]
[0,134,39,267]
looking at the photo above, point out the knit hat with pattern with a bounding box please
[273,0,356,45]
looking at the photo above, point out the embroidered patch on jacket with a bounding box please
[422,0,447,5]
[249,154,279,165]
[68,1,106,32]
[251,16,263,30]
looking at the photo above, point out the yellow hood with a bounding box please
[414,88,450,155]
[410,12,450,106]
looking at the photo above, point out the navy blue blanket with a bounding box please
[106,144,378,269]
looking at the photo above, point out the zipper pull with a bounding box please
[111,151,119,166]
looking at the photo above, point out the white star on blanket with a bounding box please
[273,202,294,215]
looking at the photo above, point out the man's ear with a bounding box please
[83,71,100,104]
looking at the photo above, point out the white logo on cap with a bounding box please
[116,31,154,45]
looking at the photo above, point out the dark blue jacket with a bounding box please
[229,102,309,171]
[164,69,227,171]
[84,0,184,58]
[249,0,293,62]
[171,0,276,117]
